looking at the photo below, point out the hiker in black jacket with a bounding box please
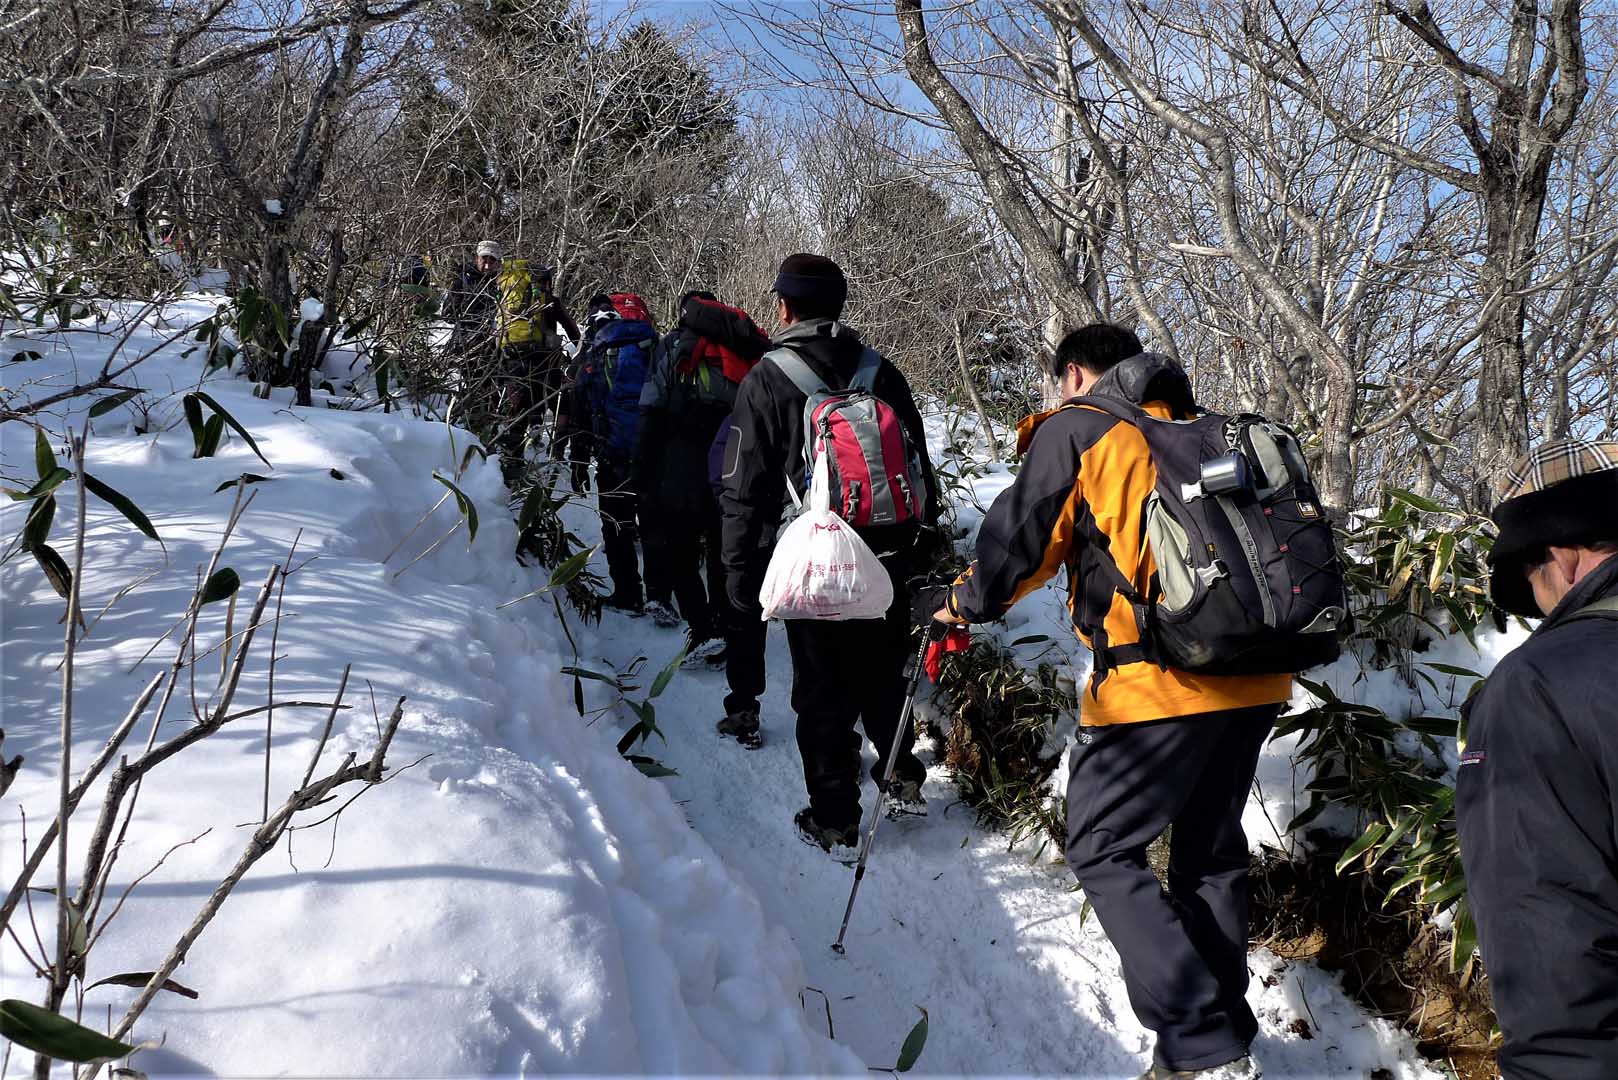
[635,291,772,732]
[718,253,941,853]
[1456,439,1618,1080]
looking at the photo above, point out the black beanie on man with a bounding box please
[1487,438,1618,617]
[772,253,847,317]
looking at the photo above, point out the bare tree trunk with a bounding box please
[893,0,1101,336]
[293,229,345,407]
[953,315,998,461]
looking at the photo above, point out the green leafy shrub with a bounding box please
[1278,675,1478,970]
[515,469,604,620]
[564,648,685,778]
[930,635,1074,855]
[1281,483,1501,971]
[1341,487,1501,663]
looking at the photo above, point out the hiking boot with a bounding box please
[881,777,928,820]
[644,599,681,629]
[601,592,644,616]
[716,708,762,749]
[682,635,728,669]
[795,807,858,859]
[1136,1056,1260,1080]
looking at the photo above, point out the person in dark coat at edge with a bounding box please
[719,254,942,852]
[1455,439,1618,1080]
[634,291,773,713]
[919,324,1288,1080]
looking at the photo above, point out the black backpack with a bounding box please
[1074,396,1349,682]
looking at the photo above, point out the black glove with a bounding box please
[910,582,954,627]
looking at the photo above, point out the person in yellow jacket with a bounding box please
[924,323,1282,1080]
[447,241,580,483]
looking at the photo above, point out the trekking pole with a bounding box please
[831,622,946,955]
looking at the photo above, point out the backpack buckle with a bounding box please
[1196,560,1227,587]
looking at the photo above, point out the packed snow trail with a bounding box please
[0,302,860,1075]
[565,481,1443,1079]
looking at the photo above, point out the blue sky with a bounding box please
[596,0,932,123]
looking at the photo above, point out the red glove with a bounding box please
[924,626,972,682]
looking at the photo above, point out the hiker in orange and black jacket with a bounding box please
[922,324,1286,1080]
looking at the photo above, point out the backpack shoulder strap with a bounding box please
[849,347,883,392]
[765,346,829,398]
[1069,395,1149,426]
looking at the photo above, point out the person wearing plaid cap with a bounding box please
[1456,437,1618,1080]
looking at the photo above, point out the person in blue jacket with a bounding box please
[575,293,659,612]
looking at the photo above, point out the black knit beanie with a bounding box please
[772,253,847,318]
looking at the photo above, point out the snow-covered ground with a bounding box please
[2,297,1451,1076]
[2,301,857,1075]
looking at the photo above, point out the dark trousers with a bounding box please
[595,459,642,602]
[783,556,924,831]
[722,600,767,716]
[1064,704,1279,1072]
[643,506,724,638]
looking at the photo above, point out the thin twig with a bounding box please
[4,922,45,978]
[181,612,290,670]
[380,489,451,565]
[51,429,89,1035]
[264,531,303,822]
[388,519,461,580]
[80,563,276,939]
[291,749,429,832]
[300,666,351,790]
[53,568,162,668]
[126,485,256,672]
[219,592,237,690]
[0,671,162,936]
[83,828,212,956]
[219,702,348,724]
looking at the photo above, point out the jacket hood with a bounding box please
[772,318,861,350]
[1084,352,1195,414]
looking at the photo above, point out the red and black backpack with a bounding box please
[766,346,926,528]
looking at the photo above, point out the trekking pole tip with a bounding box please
[830,942,846,955]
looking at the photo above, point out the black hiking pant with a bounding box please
[1064,703,1279,1072]
[643,504,724,638]
[596,458,642,603]
[722,599,767,717]
[721,546,769,717]
[495,343,547,484]
[784,553,925,831]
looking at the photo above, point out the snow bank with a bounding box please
[0,300,859,1075]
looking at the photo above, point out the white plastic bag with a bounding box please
[758,454,893,620]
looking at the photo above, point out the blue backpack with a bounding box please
[581,318,657,460]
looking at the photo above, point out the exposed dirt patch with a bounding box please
[1250,851,1497,1080]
